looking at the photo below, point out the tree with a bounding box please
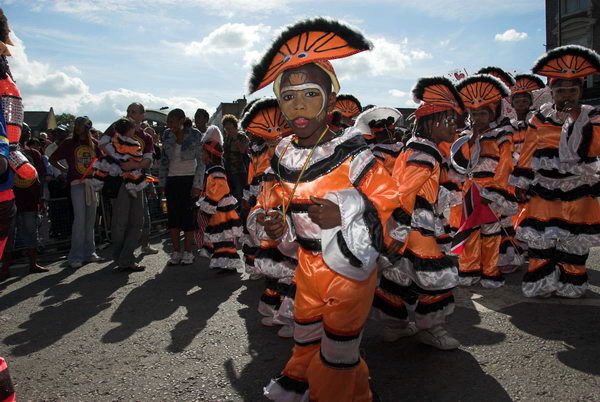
[55,113,75,128]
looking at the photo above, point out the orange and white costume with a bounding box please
[509,45,600,298]
[246,17,398,402]
[197,164,243,271]
[450,74,518,288]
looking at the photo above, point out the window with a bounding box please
[562,0,590,15]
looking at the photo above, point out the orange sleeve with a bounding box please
[585,125,600,157]
[509,123,537,190]
[493,139,513,188]
[394,157,434,215]
[205,174,230,203]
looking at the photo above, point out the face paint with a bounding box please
[278,82,327,130]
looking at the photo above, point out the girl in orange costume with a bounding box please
[510,45,600,298]
[372,76,462,350]
[196,140,243,272]
[240,98,297,338]
[246,18,399,402]
[450,74,518,288]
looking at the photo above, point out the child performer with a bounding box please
[240,97,297,338]
[196,140,243,273]
[450,74,518,288]
[510,45,600,298]
[353,106,404,174]
[90,118,147,197]
[246,17,399,402]
[373,76,463,349]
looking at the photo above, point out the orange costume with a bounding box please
[509,45,600,298]
[197,160,243,271]
[372,77,462,346]
[450,74,518,288]
[246,17,398,402]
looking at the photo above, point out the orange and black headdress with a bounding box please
[412,76,464,120]
[532,44,600,84]
[511,73,545,96]
[456,74,510,110]
[477,66,516,88]
[240,98,292,140]
[247,17,372,95]
[334,94,362,118]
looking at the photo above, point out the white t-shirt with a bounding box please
[168,143,197,177]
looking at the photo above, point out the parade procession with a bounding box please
[1,2,599,401]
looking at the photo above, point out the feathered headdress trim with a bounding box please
[239,97,292,140]
[412,76,464,118]
[477,66,516,87]
[457,74,510,110]
[334,94,362,117]
[247,17,372,94]
[511,73,545,95]
[532,44,600,80]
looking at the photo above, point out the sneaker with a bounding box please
[198,248,211,259]
[416,326,460,350]
[249,273,264,281]
[277,325,294,338]
[86,254,105,263]
[141,245,159,255]
[261,316,276,327]
[69,261,83,269]
[168,252,181,265]
[180,251,195,265]
[381,322,419,342]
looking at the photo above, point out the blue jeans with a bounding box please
[68,183,97,264]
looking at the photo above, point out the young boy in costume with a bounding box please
[372,76,462,350]
[510,45,600,298]
[246,17,399,402]
[450,74,518,288]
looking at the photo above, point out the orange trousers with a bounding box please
[458,224,502,280]
[281,250,377,402]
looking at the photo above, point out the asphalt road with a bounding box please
[1,241,599,401]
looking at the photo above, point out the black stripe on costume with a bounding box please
[205,218,243,234]
[287,283,297,300]
[522,261,555,283]
[479,154,500,162]
[481,274,505,282]
[459,270,482,277]
[499,239,518,253]
[407,159,434,170]
[484,187,518,202]
[336,231,362,267]
[559,270,588,286]
[295,339,322,347]
[216,203,238,212]
[520,218,600,236]
[415,294,454,315]
[452,146,469,171]
[324,327,361,342]
[256,247,298,265]
[472,172,495,179]
[378,276,418,302]
[528,247,589,266]
[534,111,562,127]
[206,165,226,175]
[204,197,218,207]
[211,251,239,260]
[528,181,600,201]
[320,351,360,369]
[360,191,386,254]
[294,317,322,326]
[265,277,279,288]
[395,248,456,273]
[351,157,377,187]
[260,292,281,307]
[296,236,322,252]
[391,207,411,226]
[440,181,461,192]
[405,142,443,164]
[212,240,236,250]
[273,374,309,395]
[414,195,435,211]
[512,167,534,180]
[272,136,368,183]
[481,229,501,238]
[372,293,409,320]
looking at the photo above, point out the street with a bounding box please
[1,241,599,401]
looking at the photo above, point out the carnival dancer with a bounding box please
[372,76,462,349]
[89,118,147,198]
[510,45,600,298]
[353,106,404,174]
[333,94,362,128]
[239,97,297,338]
[196,140,243,273]
[450,74,518,288]
[246,17,399,402]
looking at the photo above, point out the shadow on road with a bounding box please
[3,264,127,356]
[101,260,242,353]
[224,280,292,401]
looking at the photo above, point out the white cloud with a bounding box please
[388,89,419,107]
[494,29,528,42]
[333,36,432,80]
[166,23,270,56]
[439,39,450,46]
[10,33,209,130]
[389,89,408,97]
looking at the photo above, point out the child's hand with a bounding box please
[264,210,286,239]
[308,196,341,229]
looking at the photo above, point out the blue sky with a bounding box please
[2,0,545,129]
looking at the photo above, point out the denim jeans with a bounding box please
[111,185,144,267]
[68,183,97,264]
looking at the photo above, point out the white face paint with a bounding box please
[278,83,327,121]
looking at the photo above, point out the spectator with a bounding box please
[49,116,101,269]
[194,108,222,144]
[159,108,204,265]
[102,103,156,269]
[221,114,248,202]
[44,126,72,240]
[3,123,48,274]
